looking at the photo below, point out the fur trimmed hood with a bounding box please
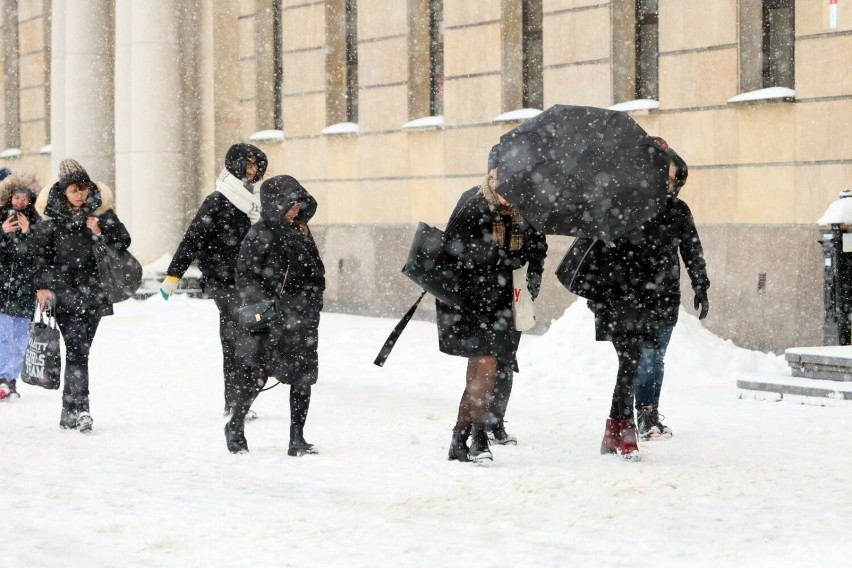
[0,172,41,207]
[36,173,116,220]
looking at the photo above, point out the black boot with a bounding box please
[60,397,77,430]
[469,425,493,462]
[488,421,518,445]
[225,420,248,454]
[288,424,317,457]
[448,426,471,462]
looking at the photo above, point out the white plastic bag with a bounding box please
[512,264,536,332]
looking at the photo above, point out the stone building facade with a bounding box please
[0,0,850,351]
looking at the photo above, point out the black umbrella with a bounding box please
[494,105,671,240]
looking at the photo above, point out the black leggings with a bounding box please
[230,365,311,429]
[211,289,241,410]
[486,361,513,429]
[56,312,101,413]
[609,336,642,421]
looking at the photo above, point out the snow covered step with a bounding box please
[738,371,852,406]
[785,346,852,382]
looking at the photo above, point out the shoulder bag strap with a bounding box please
[373,291,427,367]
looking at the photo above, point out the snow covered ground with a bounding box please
[2,297,851,566]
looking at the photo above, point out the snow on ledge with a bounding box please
[402,115,445,130]
[39,143,52,154]
[249,129,284,143]
[0,148,21,159]
[492,108,542,123]
[608,99,660,113]
[321,122,359,135]
[818,189,852,225]
[728,87,795,104]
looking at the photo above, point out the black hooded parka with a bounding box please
[0,176,40,318]
[235,175,325,386]
[31,171,131,316]
[436,187,548,370]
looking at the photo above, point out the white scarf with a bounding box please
[215,168,261,223]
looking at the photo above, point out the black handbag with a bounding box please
[237,298,280,333]
[20,302,61,390]
[237,265,290,333]
[555,237,611,302]
[93,242,143,303]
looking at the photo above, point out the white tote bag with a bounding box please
[512,264,536,332]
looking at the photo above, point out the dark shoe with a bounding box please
[468,425,493,462]
[76,412,93,433]
[616,419,641,461]
[225,421,248,454]
[60,408,78,430]
[600,418,619,455]
[447,426,471,462]
[652,406,672,438]
[288,424,317,457]
[637,406,661,440]
[488,422,518,445]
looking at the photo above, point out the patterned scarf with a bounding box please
[479,172,524,251]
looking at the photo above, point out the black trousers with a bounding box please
[486,360,513,429]
[609,335,642,421]
[211,288,241,410]
[56,312,101,413]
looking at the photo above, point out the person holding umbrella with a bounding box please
[631,137,709,440]
[583,137,708,460]
[440,165,547,463]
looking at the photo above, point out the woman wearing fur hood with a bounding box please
[0,173,41,401]
[30,159,131,432]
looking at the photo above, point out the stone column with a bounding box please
[115,0,199,263]
[51,0,115,185]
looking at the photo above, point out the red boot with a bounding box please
[600,418,619,455]
[616,419,641,461]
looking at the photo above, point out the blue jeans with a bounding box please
[635,326,673,410]
[0,312,30,382]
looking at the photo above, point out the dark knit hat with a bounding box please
[260,175,317,223]
[225,143,268,183]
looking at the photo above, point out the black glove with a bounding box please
[527,271,542,300]
[693,287,709,320]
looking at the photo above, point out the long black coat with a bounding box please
[0,182,40,318]
[436,188,547,369]
[31,175,131,317]
[236,177,325,386]
[588,196,709,343]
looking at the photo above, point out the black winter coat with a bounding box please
[436,188,547,369]
[32,176,132,317]
[167,192,252,294]
[236,178,325,386]
[588,196,709,343]
[0,195,39,318]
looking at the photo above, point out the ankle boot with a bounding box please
[600,418,619,455]
[448,426,471,462]
[288,424,317,457]
[616,419,641,461]
[225,420,248,454]
[468,425,493,462]
[59,407,77,430]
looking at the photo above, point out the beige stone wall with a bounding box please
[0,1,849,350]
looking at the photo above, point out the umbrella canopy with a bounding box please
[494,105,672,240]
